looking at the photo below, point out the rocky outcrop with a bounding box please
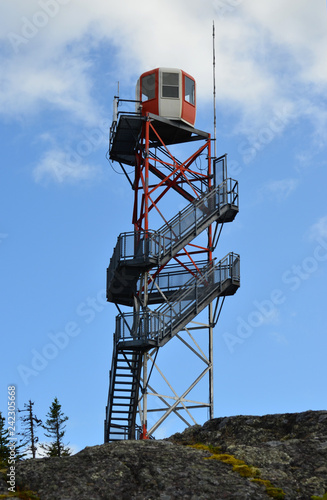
[169,410,327,499]
[1,410,326,499]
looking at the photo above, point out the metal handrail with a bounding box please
[107,180,239,288]
[115,252,240,345]
[109,97,143,152]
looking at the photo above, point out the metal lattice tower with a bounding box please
[104,68,240,441]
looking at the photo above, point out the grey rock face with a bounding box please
[14,441,267,500]
[7,410,327,499]
[169,410,327,499]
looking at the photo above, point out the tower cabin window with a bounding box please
[162,72,179,98]
[141,73,156,101]
[184,75,195,105]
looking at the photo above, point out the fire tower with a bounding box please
[104,67,240,442]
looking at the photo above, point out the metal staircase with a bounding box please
[115,253,240,349]
[105,251,240,441]
[107,180,238,305]
[105,345,142,441]
[104,102,240,443]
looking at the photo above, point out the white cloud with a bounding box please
[259,178,299,202]
[309,216,327,241]
[1,0,327,123]
[0,51,101,126]
[269,331,289,346]
[33,148,101,184]
[1,0,327,183]
[244,0,327,78]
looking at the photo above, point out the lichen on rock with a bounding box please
[6,410,326,499]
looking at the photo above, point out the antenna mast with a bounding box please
[212,20,217,158]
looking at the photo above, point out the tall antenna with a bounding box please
[212,20,217,158]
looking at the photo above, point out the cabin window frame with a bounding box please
[161,71,179,99]
[141,72,156,102]
[184,75,195,106]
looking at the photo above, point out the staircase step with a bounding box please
[111,388,135,392]
[115,253,240,349]
[111,411,133,415]
[105,349,142,443]
[116,366,138,371]
[105,185,240,443]
[111,418,131,421]
[107,181,239,305]
[111,403,134,407]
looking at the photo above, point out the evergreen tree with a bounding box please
[0,411,11,468]
[18,400,42,459]
[41,398,71,457]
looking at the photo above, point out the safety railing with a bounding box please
[147,260,208,295]
[109,98,142,152]
[115,253,240,346]
[107,180,239,288]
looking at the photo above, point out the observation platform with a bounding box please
[109,112,210,167]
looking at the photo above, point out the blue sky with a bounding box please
[1,0,327,453]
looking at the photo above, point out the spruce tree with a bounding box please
[0,411,11,468]
[18,400,42,459]
[41,398,71,457]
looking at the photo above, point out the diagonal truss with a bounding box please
[104,100,240,442]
